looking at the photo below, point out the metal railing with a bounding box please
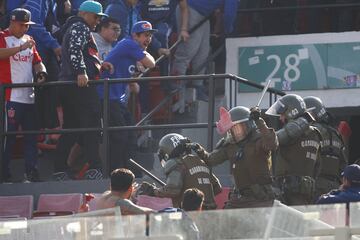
[0,73,285,180]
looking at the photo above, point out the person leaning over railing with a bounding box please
[64,17,121,177]
[0,8,47,182]
[97,20,156,172]
[54,1,113,180]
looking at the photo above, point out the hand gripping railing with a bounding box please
[0,74,285,180]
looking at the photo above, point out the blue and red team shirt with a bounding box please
[98,37,145,103]
[0,29,42,104]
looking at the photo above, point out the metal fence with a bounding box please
[0,73,285,180]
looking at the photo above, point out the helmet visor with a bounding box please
[265,99,286,117]
[230,123,247,142]
[157,149,166,163]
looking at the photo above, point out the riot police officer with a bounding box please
[266,94,321,205]
[304,96,348,201]
[139,133,221,209]
[192,106,278,208]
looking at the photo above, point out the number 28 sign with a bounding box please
[231,33,360,93]
[238,45,324,92]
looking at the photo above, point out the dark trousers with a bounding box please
[36,49,60,129]
[3,101,38,176]
[102,100,137,172]
[55,85,102,172]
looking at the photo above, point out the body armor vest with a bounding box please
[177,155,216,208]
[275,126,321,178]
[224,130,273,189]
[314,122,347,177]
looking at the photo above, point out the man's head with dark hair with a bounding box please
[181,188,204,211]
[97,17,120,32]
[96,17,121,43]
[342,164,360,187]
[110,168,135,192]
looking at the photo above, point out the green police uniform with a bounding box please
[155,154,220,209]
[274,122,321,205]
[201,118,278,209]
[313,122,347,201]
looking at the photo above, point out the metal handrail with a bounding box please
[0,73,285,179]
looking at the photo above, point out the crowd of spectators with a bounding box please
[1,0,360,183]
[0,0,239,182]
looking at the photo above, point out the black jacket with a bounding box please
[59,16,101,82]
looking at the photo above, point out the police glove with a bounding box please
[250,107,261,121]
[35,71,48,83]
[188,142,204,155]
[137,181,156,196]
[179,137,191,146]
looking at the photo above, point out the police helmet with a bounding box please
[229,106,251,124]
[303,96,328,122]
[158,133,189,162]
[228,106,256,138]
[265,94,307,120]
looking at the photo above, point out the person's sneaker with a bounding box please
[24,169,41,182]
[84,169,103,180]
[52,171,72,181]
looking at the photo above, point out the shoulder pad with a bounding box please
[215,138,229,149]
[287,117,309,137]
[164,158,180,175]
[277,117,310,144]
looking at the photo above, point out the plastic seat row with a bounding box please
[0,193,83,219]
[0,187,231,220]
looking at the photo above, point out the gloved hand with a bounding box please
[250,107,261,121]
[187,142,203,155]
[35,71,48,83]
[179,137,191,146]
[137,181,156,196]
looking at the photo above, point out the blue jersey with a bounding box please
[98,37,145,102]
[188,0,238,34]
[24,0,60,54]
[139,0,178,25]
[316,187,360,204]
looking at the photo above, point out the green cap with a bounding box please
[79,1,108,17]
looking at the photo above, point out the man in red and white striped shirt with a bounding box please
[0,8,47,182]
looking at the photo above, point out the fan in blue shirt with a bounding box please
[317,164,360,204]
[98,21,156,103]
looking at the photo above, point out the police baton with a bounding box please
[129,158,166,186]
[256,79,272,108]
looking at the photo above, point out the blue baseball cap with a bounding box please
[341,164,360,183]
[131,21,158,34]
[79,0,108,17]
